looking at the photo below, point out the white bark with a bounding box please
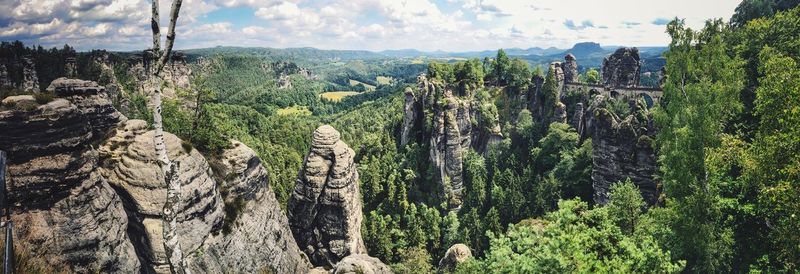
[150,0,186,273]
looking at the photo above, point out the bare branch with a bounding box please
[151,0,161,55]
[153,0,183,76]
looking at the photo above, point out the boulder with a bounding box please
[438,244,473,273]
[332,254,393,274]
[602,47,640,87]
[288,125,367,267]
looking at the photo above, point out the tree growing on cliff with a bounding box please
[149,0,186,273]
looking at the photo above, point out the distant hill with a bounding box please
[561,42,605,59]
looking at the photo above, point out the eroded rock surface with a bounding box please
[0,78,139,273]
[591,97,659,206]
[99,119,225,273]
[288,125,366,267]
[602,47,641,88]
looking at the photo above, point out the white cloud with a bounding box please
[0,0,743,51]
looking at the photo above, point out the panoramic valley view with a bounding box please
[0,0,799,273]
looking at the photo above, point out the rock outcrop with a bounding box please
[0,78,139,273]
[563,54,578,83]
[438,244,473,273]
[402,75,502,209]
[65,56,77,78]
[0,64,10,88]
[21,56,39,92]
[288,125,367,267]
[188,140,312,274]
[590,97,659,206]
[332,254,392,274]
[602,47,640,88]
[127,50,191,99]
[99,119,225,273]
[571,102,585,137]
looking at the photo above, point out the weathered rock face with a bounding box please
[563,54,578,83]
[98,119,225,273]
[91,50,130,113]
[332,254,393,274]
[549,61,565,93]
[571,102,585,138]
[400,87,418,146]
[602,47,640,88]
[288,125,367,267]
[0,78,139,273]
[591,97,659,206]
[438,244,473,273]
[21,56,39,92]
[188,140,312,274]
[278,74,293,89]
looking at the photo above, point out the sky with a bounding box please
[0,0,742,52]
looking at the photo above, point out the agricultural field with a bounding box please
[320,91,360,102]
[376,76,393,85]
[348,79,376,91]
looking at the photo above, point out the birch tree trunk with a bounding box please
[150,0,186,273]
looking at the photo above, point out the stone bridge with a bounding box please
[565,82,663,107]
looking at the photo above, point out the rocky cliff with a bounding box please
[127,50,191,100]
[601,47,641,88]
[563,54,578,83]
[288,125,368,267]
[402,75,502,210]
[590,97,659,206]
[0,78,138,272]
[188,140,311,273]
[1,77,314,273]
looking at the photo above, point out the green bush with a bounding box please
[33,92,54,105]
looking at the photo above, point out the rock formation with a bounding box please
[571,102,585,137]
[0,78,139,273]
[438,244,473,273]
[65,56,77,78]
[288,125,367,267]
[563,54,578,83]
[590,97,659,206]
[549,61,565,94]
[278,73,293,89]
[99,119,226,273]
[187,140,312,274]
[21,56,39,92]
[402,75,503,209]
[0,64,10,88]
[332,254,393,274]
[602,47,640,88]
[127,50,191,99]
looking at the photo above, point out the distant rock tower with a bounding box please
[288,125,367,267]
[601,47,640,87]
[563,53,578,83]
[21,56,39,92]
[65,56,77,78]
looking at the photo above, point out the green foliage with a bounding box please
[32,92,54,104]
[655,18,744,272]
[458,199,684,274]
[607,179,645,235]
[492,49,511,86]
[427,62,455,83]
[454,59,484,95]
[581,68,600,84]
[391,247,435,274]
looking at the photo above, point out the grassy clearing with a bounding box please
[320,91,360,102]
[376,76,393,85]
[276,105,312,116]
[348,79,376,91]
